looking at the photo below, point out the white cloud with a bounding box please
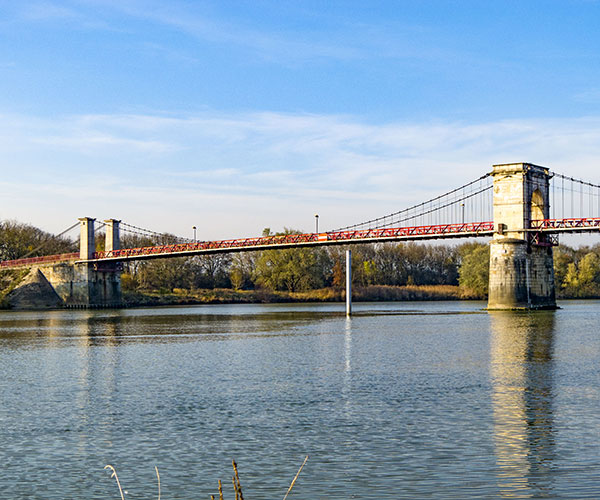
[1,110,600,238]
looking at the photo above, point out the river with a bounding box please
[0,301,598,499]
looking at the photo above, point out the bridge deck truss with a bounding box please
[2,217,600,269]
[90,222,495,262]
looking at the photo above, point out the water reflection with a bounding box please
[490,311,556,498]
[344,317,352,373]
[342,318,353,412]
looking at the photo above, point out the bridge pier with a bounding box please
[40,218,122,308]
[488,163,556,310]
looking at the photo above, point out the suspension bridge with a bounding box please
[2,163,600,310]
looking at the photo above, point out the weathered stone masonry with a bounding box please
[488,163,556,310]
[17,218,122,308]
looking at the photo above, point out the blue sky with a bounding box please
[1,0,600,239]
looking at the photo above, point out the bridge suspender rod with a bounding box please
[572,178,574,217]
[333,173,492,232]
[562,176,565,217]
[120,222,191,244]
[338,184,492,233]
[551,171,600,219]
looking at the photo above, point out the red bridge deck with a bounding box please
[1,218,599,269]
[94,221,495,262]
[0,252,79,270]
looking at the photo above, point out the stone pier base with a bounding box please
[488,239,556,310]
[7,263,122,309]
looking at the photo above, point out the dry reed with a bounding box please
[104,456,308,499]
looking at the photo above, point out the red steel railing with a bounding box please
[2,218,599,268]
[94,221,495,260]
[530,218,600,231]
[0,252,79,269]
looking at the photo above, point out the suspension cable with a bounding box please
[551,171,600,189]
[333,172,493,232]
[120,222,190,244]
[17,221,80,259]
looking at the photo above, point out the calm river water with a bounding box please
[0,301,599,499]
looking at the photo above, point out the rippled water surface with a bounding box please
[0,301,599,499]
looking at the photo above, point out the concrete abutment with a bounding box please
[39,261,122,308]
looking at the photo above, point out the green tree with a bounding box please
[229,253,256,290]
[578,252,600,286]
[136,257,190,292]
[194,254,232,289]
[253,229,330,292]
[564,261,579,289]
[458,243,489,298]
[371,243,408,285]
[564,251,600,297]
[554,245,575,289]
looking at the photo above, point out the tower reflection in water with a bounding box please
[490,311,556,498]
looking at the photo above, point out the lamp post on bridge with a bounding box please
[315,214,319,233]
[461,203,465,224]
[193,226,197,242]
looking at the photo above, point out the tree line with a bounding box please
[2,219,600,298]
[118,228,467,294]
[454,241,600,298]
[0,220,76,261]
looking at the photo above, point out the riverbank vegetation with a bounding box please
[118,229,471,304]
[118,230,600,302]
[122,284,462,306]
[2,220,600,304]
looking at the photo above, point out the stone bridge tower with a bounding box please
[78,218,122,307]
[488,163,556,309]
[48,217,122,307]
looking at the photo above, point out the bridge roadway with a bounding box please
[93,221,496,263]
[1,217,600,269]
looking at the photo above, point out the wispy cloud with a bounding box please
[1,110,600,237]
[32,132,177,153]
[98,0,363,63]
[2,0,503,75]
[574,88,600,103]
[20,2,79,21]
[37,0,454,66]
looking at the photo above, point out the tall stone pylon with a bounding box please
[66,217,122,307]
[78,217,96,260]
[104,219,121,253]
[488,163,556,309]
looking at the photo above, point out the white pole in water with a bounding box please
[346,249,352,316]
